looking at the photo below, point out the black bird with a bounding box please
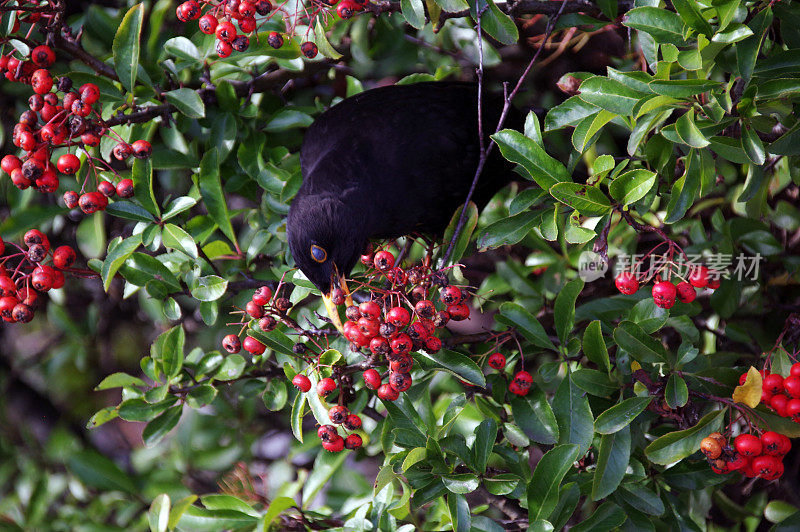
[286,81,523,329]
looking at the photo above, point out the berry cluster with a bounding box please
[744,363,800,420]
[220,285,295,356]
[290,375,364,452]
[176,0,368,60]
[701,431,790,479]
[615,264,721,309]
[0,230,78,324]
[0,45,152,214]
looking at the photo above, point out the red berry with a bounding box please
[373,250,395,271]
[215,20,236,42]
[652,281,677,309]
[386,306,410,328]
[242,335,266,355]
[615,272,639,295]
[414,299,435,319]
[252,286,273,305]
[734,434,763,457]
[343,321,368,345]
[752,454,784,480]
[116,178,134,198]
[423,336,442,353]
[785,376,800,398]
[322,434,344,452]
[267,31,284,49]
[762,388,773,403]
[447,303,470,321]
[31,268,53,291]
[761,431,786,456]
[237,18,256,35]
[52,246,76,269]
[31,69,53,94]
[707,277,721,290]
[254,0,273,14]
[738,372,748,385]
[11,303,33,323]
[488,352,506,370]
[676,281,696,303]
[377,383,399,401]
[328,405,349,424]
[222,334,241,353]
[79,83,100,105]
[199,14,218,34]
[770,394,789,417]
[390,333,412,355]
[787,399,800,421]
[113,143,133,161]
[245,300,264,319]
[363,368,381,390]
[358,300,381,320]
[292,374,312,392]
[56,154,81,175]
[791,363,800,378]
[31,45,55,67]
[513,370,533,390]
[389,354,413,373]
[688,266,709,288]
[23,229,48,250]
[71,99,92,117]
[317,424,337,442]
[317,377,337,397]
[440,285,462,305]
[300,41,318,59]
[763,373,784,395]
[216,39,233,58]
[344,433,362,450]
[1,155,21,174]
[344,414,362,430]
[238,1,256,17]
[97,180,116,198]
[389,371,412,392]
[777,433,792,455]
[131,140,152,159]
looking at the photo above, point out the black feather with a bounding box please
[287,81,523,293]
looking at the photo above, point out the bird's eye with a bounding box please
[310,245,327,263]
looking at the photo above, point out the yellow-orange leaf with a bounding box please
[631,361,642,372]
[732,366,763,408]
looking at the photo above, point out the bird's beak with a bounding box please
[321,269,353,334]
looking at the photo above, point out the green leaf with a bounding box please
[101,234,142,291]
[675,109,710,148]
[291,392,305,442]
[572,110,616,153]
[571,502,626,532]
[401,0,425,29]
[544,96,599,131]
[442,474,480,494]
[595,397,652,434]
[623,7,687,45]
[618,484,665,515]
[671,0,712,36]
[664,150,701,224]
[527,444,580,521]
[554,279,584,344]
[491,129,570,189]
[441,202,478,266]
[200,495,259,517]
[264,109,314,132]
[119,398,176,422]
[471,418,497,473]
[578,76,647,116]
[644,409,724,465]
[591,426,630,500]
[302,449,347,507]
[95,372,146,390]
[198,149,238,248]
[261,497,296,529]
[741,123,766,165]
[154,325,185,379]
[736,7,773,87]
[447,493,471,532]
[67,450,137,494]
[191,275,228,302]
[132,158,160,217]
[582,321,610,373]
[477,211,542,250]
[142,405,183,447]
[510,386,559,444]
[552,373,594,456]
[262,379,288,411]
[469,0,519,45]
[415,349,486,387]
[608,169,656,206]
[163,36,200,62]
[402,447,427,472]
[106,201,155,222]
[149,494,170,532]
[165,88,205,118]
[177,507,258,531]
[112,3,144,92]
[665,374,689,408]
[613,321,669,364]
[497,302,557,351]
[572,369,617,397]
[163,223,198,258]
[648,79,721,98]
[549,183,612,216]
[122,252,181,291]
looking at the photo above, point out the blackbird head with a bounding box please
[287,195,365,326]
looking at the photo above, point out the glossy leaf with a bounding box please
[112,3,144,92]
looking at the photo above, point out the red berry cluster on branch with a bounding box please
[0,45,152,214]
[615,262,721,309]
[0,230,79,324]
[220,285,290,356]
[176,0,369,60]
[746,363,800,420]
[701,431,789,479]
